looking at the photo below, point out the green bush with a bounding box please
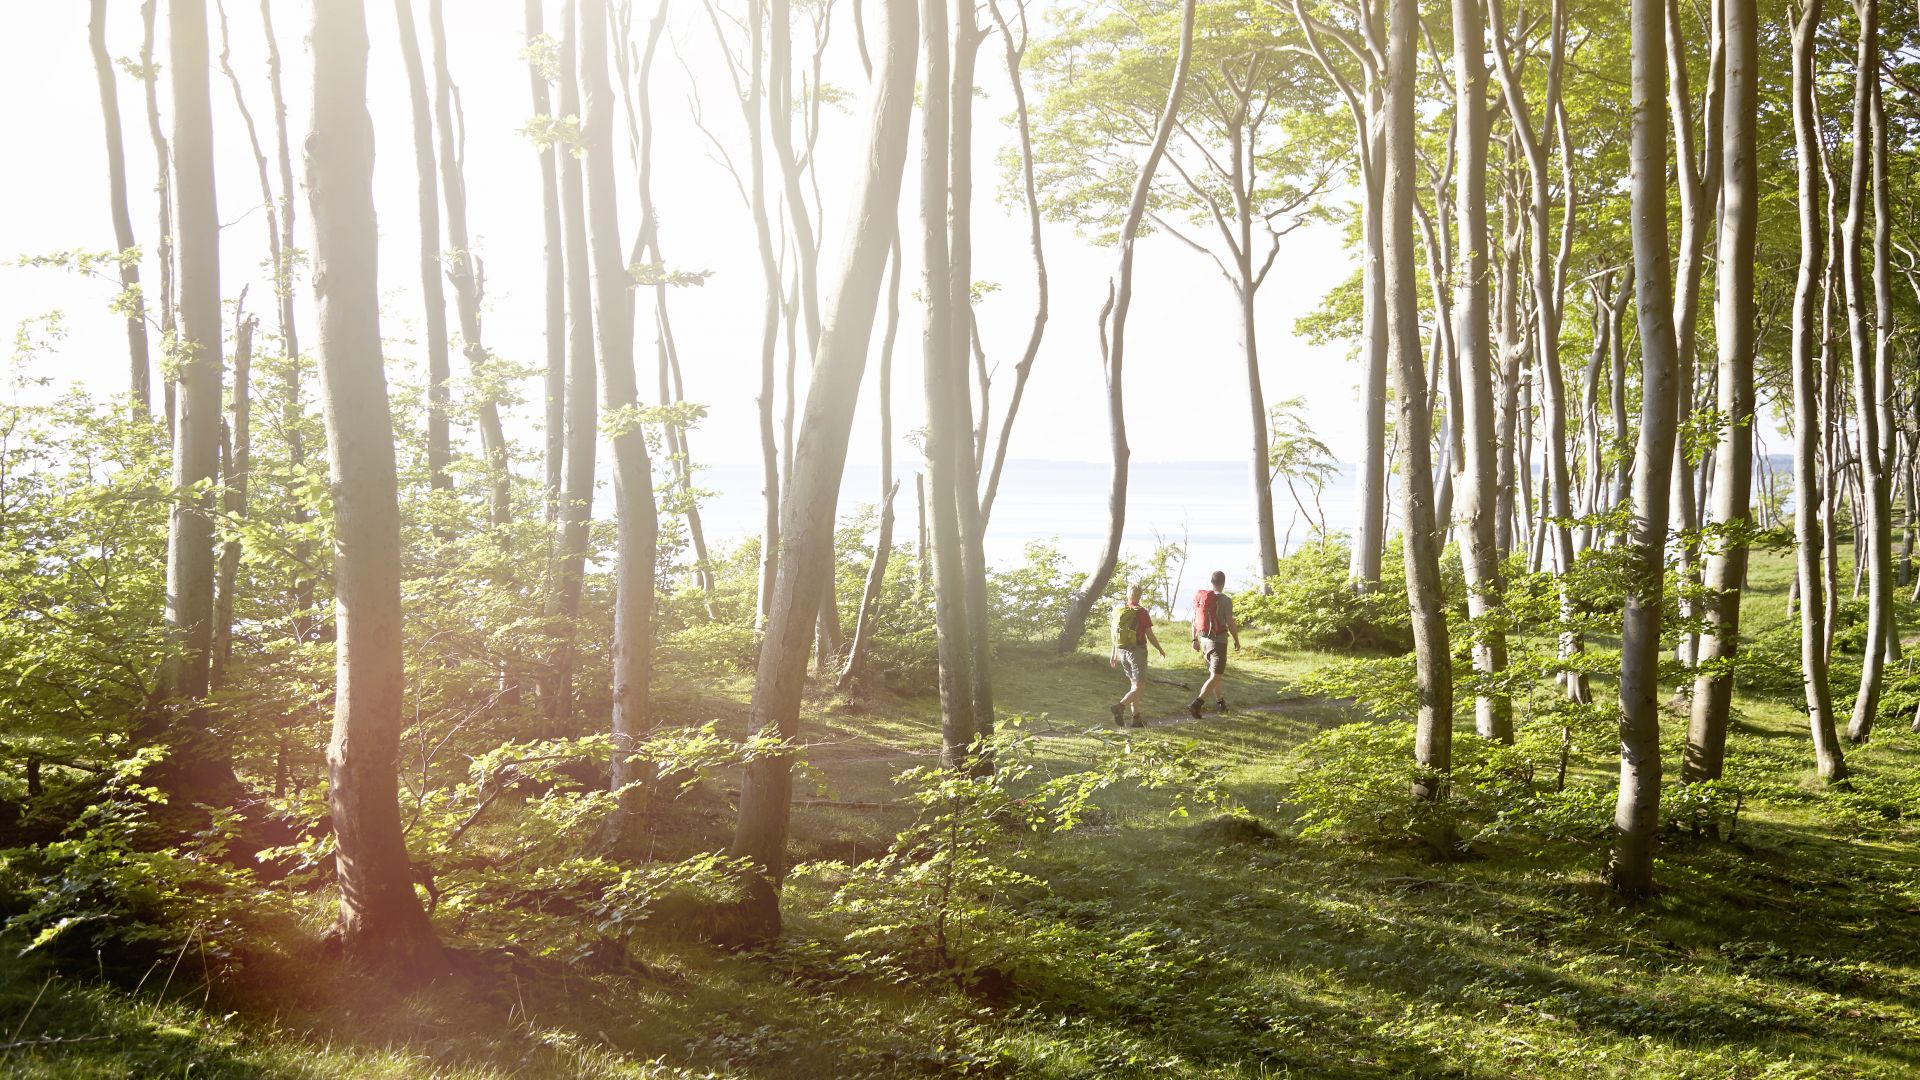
[1237,539,1414,652]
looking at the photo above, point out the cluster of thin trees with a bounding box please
[75,0,1920,974]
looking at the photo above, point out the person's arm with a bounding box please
[1146,623,1165,657]
[1227,599,1241,650]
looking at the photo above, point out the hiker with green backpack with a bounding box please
[1109,583,1165,727]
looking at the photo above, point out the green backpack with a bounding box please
[1110,603,1140,649]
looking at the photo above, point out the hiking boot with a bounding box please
[1215,699,1228,715]
[1130,712,1145,729]
[1110,703,1126,726]
[1186,698,1203,720]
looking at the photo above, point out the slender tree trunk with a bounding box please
[308,0,446,976]
[394,0,452,492]
[977,0,1047,527]
[1613,0,1684,899]
[531,0,566,522]
[840,232,903,693]
[580,0,659,826]
[1384,0,1451,799]
[153,0,236,797]
[749,0,783,631]
[1056,0,1197,652]
[916,471,930,591]
[725,0,916,942]
[1684,0,1757,782]
[430,0,513,525]
[1845,0,1891,743]
[1353,114,1388,589]
[1792,0,1845,782]
[211,309,252,692]
[138,1,177,439]
[948,11,995,749]
[90,0,151,415]
[258,0,311,636]
[544,0,597,737]
[1452,0,1510,743]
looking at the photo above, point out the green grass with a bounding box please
[4,556,1919,1078]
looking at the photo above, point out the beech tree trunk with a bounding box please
[1684,0,1757,782]
[840,233,903,693]
[1450,0,1510,744]
[431,0,513,526]
[1055,0,1197,654]
[394,0,452,492]
[259,0,311,636]
[308,0,446,976]
[725,0,916,942]
[1613,0,1684,900]
[531,0,565,521]
[1844,0,1892,743]
[544,0,597,737]
[1790,0,1846,782]
[580,0,659,825]
[1384,0,1451,799]
[211,309,252,692]
[138,1,177,438]
[90,0,151,415]
[154,0,236,798]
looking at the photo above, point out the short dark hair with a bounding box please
[1210,570,1226,589]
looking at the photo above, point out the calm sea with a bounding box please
[691,459,1360,585]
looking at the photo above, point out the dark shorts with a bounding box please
[1200,636,1227,675]
[1117,647,1148,685]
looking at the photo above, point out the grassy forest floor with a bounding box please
[4,553,1920,1078]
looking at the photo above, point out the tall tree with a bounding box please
[1789,0,1847,782]
[431,0,514,525]
[1055,0,1200,654]
[1844,0,1893,743]
[839,232,903,693]
[137,0,177,435]
[530,0,567,521]
[726,0,918,942]
[1613,0,1684,900]
[89,0,151,415]
[579,0,660,823]
[1684,0,1757,782]
[543,0,598,736]
[393,0,453,492]
[152,0,235,796]
[1382,0,1450,798]
[1451,0,1511,743]
[307,0,445,975]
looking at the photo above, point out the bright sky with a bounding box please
[0,0,1363,472]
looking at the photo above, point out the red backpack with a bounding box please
[1193,589,1223,636]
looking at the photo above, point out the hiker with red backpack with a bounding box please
[1109,583,1165,727]
[1188,571,1241,718]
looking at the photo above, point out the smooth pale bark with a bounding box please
[1666,0,1723,670]
[724,0,916,941]
[1494,180,1523,557]
[579,0,659,820]
[769,0,822,353]
[544,0,597,736]
[1055,0,1198,653]
[1490,0,1583,702]
[307,0,445,975]
[1290,0,1384,588]
[90,0,151,414]
[1614,0,1684,900]
[138,1,177,436]
[745,0,783,630]
[1792,0,1845,781]
[259,0,312,635]
[1844,0,1891,743]
[976,0,1047,527]
[1684,0,1757,782]
[155,0,235,796]
[840,233,903,693]
[393,0,452,491]
[211,310,252,692]
[1452,0,1510,744]
[1870,61,1898,670]
[915,471,930,592]
[919,0,974,756]
[530,0,565,520]
[948,10,995,749]
[1383,0,1451,799]
[430,0,513,525]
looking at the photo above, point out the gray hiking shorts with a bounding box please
[1200,636,1228,676]
[1116,647,1148,685]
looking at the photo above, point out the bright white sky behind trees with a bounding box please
[0,0,1359,471]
